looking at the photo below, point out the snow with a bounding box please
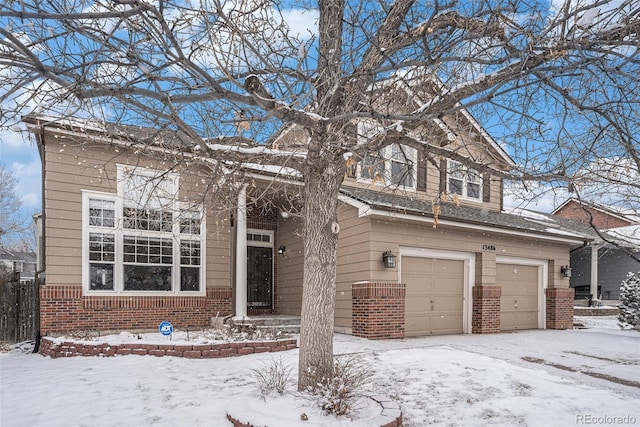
[2,318,639,427]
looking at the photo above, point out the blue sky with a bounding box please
[0,127,42,219]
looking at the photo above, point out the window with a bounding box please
[390,144,415,187]
[82,165,205,295]
[447,160,482,200]
[357,144,417,189]
[356,120,417,189]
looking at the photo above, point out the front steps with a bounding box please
[218,315,301,335]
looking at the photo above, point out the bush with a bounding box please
[304,355,370,416]
[618,272,640,328]
[252,356,294,399]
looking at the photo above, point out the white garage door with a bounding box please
[403,256,465,337]
[497,263,539,331]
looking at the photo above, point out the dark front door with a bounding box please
[247,246,273,309]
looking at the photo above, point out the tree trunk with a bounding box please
[298,156,344,390]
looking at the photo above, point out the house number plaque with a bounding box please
[482,244,496,251]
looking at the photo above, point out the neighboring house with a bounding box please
[25,104,593,338]
[551,199,640,301]
[0,247,37,284]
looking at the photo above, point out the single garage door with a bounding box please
[403,256,465,337]
[497,263,539,331]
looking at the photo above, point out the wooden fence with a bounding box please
[1,272,40,343]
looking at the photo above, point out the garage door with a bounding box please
[497,263,539,331]
[403,256,465,336]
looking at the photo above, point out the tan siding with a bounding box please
[276,215,304,315]
[42,134,232,290]
[335,204,373,329]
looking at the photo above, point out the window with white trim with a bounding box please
[356,120,417,189]
[447,160,482,200]
[83,165,205,295]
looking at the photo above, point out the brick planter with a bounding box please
[546,288,575,329]
[38,337,297,359]
[352,282,406,339]
[226,395,402,427]
[472,286,501,334]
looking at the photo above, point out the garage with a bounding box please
[403,256,465,336]
[497,262,540,331]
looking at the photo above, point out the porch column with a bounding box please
[235,185,248,319]
[590,243,599,304]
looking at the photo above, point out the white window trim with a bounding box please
[247,229,274,248]
[81,167,206,296]
[447,160,483,202]
[356,144,418,191]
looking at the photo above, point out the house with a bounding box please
[551,199,640,302]
[24,107,593,339]
[0,247,37,284]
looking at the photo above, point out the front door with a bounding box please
[247,245,273,309]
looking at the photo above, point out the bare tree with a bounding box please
[1,0,638,389]
[0,166,32,249]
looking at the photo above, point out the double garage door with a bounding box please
[403,255,542,336]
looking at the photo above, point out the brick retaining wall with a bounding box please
[39,336,297,359]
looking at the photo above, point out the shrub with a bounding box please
[252,356,294,399]
[618,272,640,328]
[304,354,370,416]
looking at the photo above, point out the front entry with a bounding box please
[247,231,274,310]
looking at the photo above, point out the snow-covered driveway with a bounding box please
[1,316,638,427]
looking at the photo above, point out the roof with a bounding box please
[339,187,597,245]
[601,225,640,249]
[552,198,640,225]
[0,247,37,277]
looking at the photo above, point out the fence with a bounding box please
[1,272,40,343]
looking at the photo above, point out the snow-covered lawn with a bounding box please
[1,316,638,427]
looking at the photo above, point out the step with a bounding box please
[222,315,301,334]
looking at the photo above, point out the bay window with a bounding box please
[82,165,205,295]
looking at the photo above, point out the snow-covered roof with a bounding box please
[602,224,640,249]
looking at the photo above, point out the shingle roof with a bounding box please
[339,186,598,243]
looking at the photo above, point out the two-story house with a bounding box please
[25,99,591,338]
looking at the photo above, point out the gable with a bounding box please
[552,200,634,229]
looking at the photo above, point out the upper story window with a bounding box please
[356,119,417,189]
[82,165,205,295]
[447,160,482,200]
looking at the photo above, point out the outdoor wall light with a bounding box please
[382,251,397,268]
[561,265,572,278]
[278,245,286,254]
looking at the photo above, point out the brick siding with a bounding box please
[39,286,233,334]
[554,202,631,229]
[546,288,575,329]
[352,282,405,339]
[472,285,501,333]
